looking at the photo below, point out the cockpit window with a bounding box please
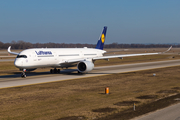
[17,55,27,58]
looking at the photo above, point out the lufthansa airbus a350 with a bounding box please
[8,26,172,77]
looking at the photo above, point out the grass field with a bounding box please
[0,66,180,120]
[0,48,180,120]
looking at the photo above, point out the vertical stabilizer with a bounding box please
[95,26,107,50]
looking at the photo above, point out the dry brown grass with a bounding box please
[0,66,180,120]
[0,62,16,70]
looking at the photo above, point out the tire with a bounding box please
[50,69,53,73]
[21,73,24,77]
[58,69,60,73]
[54,69,57,73]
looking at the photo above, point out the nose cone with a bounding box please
[14,59,23,68]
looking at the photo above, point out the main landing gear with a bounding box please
[50,68,60,74]
[21,69,26,78]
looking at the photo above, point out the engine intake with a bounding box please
[77,61,94,73]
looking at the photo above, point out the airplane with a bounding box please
[8,26,172,78]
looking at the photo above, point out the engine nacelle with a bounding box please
[77,61,94,73]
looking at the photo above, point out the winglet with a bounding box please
[7,46,19,55]
[95,26,107,50]
[8,46,11,53]
[162,46,172,53]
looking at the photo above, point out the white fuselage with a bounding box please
[14,48,106,69]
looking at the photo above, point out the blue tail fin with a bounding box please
[95,26,107,50]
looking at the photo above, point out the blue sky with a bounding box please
[0,0,180,44]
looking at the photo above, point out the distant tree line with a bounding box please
[0,40,179,49]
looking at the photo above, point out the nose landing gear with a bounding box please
[21,69,26,78]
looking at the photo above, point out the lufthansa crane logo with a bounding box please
[101,34,105,43]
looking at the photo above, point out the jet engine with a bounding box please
[77,61,94,73]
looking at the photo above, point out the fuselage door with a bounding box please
[54,52,57,60]
[32,52,37,61]
[80,51,84,58]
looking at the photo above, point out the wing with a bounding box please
[93,52,159,60]
[93,46,172,60]
[60,46,172,64]
[59,52,159,65]
[8,46,19,55]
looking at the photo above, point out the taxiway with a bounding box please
[0,59,14,62]
[0,59,180,89]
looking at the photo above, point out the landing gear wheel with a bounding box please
[58,69,60,73]
[21,73,24,77]
[50,69,53,73]
[50,68,60,74]
[21,72,26,78]
[54,69,57,73]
